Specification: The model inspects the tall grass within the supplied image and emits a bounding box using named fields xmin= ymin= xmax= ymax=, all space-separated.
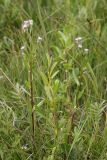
xmin=0 ymin=0 xmax=107 ymax=159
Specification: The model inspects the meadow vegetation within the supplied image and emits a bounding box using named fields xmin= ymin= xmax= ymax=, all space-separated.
xmin=0 ymin=0 xmax=107 ymax=159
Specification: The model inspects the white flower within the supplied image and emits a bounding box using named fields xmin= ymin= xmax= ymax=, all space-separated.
xmin=78 ymin=44 xmax=82 ymax=48
xmin=22 ymin=19 xmax=33 ymax=32
xmin=37 ymin=36 xmax=42 ymax=43
xmin=75 ymin=36 xmax=83 ymax=49
xmin=21 ymin=144 xmax=28 ymax=150
xmin=20 ymin=45 xmax=26 ymax=55
xmin=21 ymin=45 xmax=25 ymax=50
xmin=75 ymin=37 xmax=82 ymax=42
xmin=84 ymin=48 xmax=89 ymax=53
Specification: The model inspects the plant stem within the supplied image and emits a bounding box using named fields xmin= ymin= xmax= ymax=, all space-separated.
xmin=29 ymin=60 xmax=35 ymax=141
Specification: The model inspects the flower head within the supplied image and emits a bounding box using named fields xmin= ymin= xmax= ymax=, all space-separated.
xmin=20 ymin=45 xmax=26 ymax=55
xmin=21 ymin=144 xmax=28 ymax=150
xmin=37 ymin=36 xmax=43 ymax=43
xmin=84 ymin=48 xmax=89 ymax=53
xmin=21 ymin=45 xmax=25 ymax=50
xmin=75 ymin=37 xmax=82 ymax=42
xmin=78 ymin=44 xmax=82 ymax=48
xmin=75 ymin=36 xmax=83 ymax=49
xmin=22 ymin=19 xmax=33 ymax=32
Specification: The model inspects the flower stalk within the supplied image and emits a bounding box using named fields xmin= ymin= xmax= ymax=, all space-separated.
xmin=29 ymin=60 xmax=35 ymax=142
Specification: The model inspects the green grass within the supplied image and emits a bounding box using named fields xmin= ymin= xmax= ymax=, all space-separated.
xmin=0 ymin=0 xmax=107 ymax=159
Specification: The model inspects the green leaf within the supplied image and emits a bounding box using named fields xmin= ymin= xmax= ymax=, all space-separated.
xmin=51 ymin=70 xmax=59 ymax=79
xmin=72 ymin=69 xmax=80 ymax=86
xmin=40 ymin=71 xmax=48 ymax=85
xmin=49 ymin=62 xmax=58 ymax=76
